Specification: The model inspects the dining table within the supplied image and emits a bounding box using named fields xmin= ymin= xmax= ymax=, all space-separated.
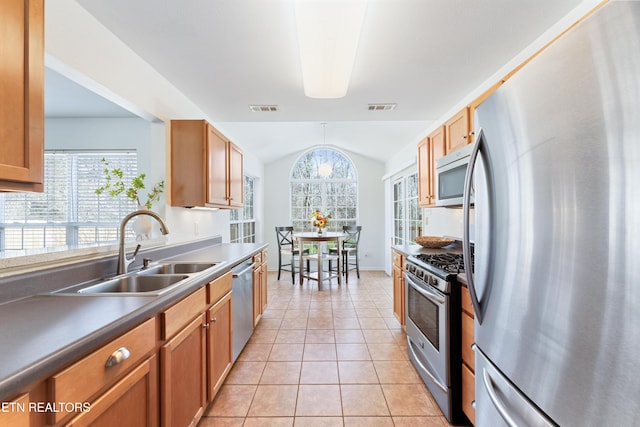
xmin=293 ymin=231 xmax=347 ymax=288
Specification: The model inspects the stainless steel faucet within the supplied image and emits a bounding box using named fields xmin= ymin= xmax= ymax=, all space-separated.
xmin=118 ymin=210 xmax=170 ymax=275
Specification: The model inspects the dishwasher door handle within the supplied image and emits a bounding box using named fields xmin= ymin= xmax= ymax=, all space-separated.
xmin=232 ymin=262 xmax=256 ymax=278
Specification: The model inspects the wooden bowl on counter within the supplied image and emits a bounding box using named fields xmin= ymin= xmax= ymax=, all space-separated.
xmin=414 ymin=236 xmax=456 ymax=248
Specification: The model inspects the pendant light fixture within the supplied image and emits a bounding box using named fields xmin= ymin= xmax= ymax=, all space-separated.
xmin=317 ymin=122 xmax=333 ymax=177
xmin=294 ymin=0 xmax=368 ymax=99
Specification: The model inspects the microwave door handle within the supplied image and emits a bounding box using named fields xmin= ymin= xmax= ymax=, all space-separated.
xmin=463 ymin=128 xmax=490 ymax=324
xmin=406 ymin=274 xmax=445 ymax=305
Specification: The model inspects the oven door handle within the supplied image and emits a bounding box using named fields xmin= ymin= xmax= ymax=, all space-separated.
xmin=406 ymin=274 xmax=445 ymax=305
xmin=407 ymin=336 xmax=447 ymax=393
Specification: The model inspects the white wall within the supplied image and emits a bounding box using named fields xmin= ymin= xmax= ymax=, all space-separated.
xmin=264 ymin=147 xmax=386 ymax=272
xmin=44 ymin=0 xmax=266 ymax=249
xmin=382 ymin=0 xmax=603 ymax=254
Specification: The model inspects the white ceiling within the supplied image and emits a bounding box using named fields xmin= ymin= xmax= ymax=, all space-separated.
xmin=48 ymin=0 xmax=583 ymax=164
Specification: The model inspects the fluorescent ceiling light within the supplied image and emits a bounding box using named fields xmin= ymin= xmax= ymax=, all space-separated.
xmin=294 ymin=0 xmax=368 ymax=99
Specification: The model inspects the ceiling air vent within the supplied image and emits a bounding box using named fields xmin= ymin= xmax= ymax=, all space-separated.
xmin=368 ymin=103 xmax=397 ymax=111
xmin=249 ymin=105 xmax=278 ymax=112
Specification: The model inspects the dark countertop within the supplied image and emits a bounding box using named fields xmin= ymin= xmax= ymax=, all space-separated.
xmin=0 ymin=241 xmax=267 ymax=401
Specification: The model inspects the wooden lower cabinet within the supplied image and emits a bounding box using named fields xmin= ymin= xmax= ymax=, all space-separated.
xmin=391 ymin=250 xmax=405 ymax=326
xmin=207 ymin=292 xmax=233 ymax=400
xmin=252 ymin=250 xmax=268 ymax=327
xmin=49 ymin=318 xmax=156 ymax=425
xmin=65 ymin=356 xmax=158 ymax=427
xmin=160 ymin=313 xmax=207 ymax=427
xmin=0 ymin=393 xmax=29 ymax=427
xmin=461 ymin=362 xmax=475 ymax=426
xmin=461 ymin=285 xmax=476 ymax=425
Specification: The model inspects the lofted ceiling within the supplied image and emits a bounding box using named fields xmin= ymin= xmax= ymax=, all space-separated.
xmin=49 ymin=0 xmax=583 ymax=164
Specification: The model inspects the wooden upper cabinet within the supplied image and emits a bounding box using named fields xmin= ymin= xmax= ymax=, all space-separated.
xmin=227 ymin=139 xmax=244 ymax=208
xmin=206 ymin=126 xmax=229 ymax=206
xmin=170 ymin=120 xmax=244 ymax=208
xmin=0 ymin=0 xmax=44 ymax=192
xmin=445 ymin=107 xmax=471 ymax=154
xmin=417 ymin=126 xmax=445 ymax=207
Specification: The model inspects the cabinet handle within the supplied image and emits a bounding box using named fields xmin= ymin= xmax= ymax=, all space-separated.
xmin=203 ymin=323 xmax=210 ymax=329
xmin=212 ymin=317 xmax=217 ymax=323
xmin=105 ymin=347 xmax=131 ymax=367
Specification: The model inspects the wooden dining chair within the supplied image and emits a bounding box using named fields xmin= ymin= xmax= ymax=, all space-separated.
xmin=275 ymin=226 xmax=309 ymax=284
xmin=329 ymin=225 xmax=362 ymax=283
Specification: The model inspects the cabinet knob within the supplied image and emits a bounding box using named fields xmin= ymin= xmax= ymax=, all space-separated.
xmin=203 ymin=323 xmax=210 ymax=329
xmin=212 ymin=317 xmax=217 ymax=323
xmin=105 ymin=347 xmax=131 ymax=367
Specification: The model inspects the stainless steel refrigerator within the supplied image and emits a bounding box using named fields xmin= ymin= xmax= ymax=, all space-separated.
xmin=462 ymin=1 xmax=640 ymax=425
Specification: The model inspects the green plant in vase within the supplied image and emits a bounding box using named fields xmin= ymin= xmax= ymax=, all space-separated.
xmin=95 ymin=158 xmax=165 ymax=209
xmin=95 ymin=158 xmax=165 ymax=240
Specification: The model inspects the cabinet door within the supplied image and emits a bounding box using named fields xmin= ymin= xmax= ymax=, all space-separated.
xmin=206 ymin=125 xmax=229 ymax=206
xmin=417 ymin=137 xmax=432 ymax=207
xmin=228 ymin=142 xmax=244 ymax=208
xmin=462 ymin=362 xmax=476 ymax=425
xmin=65 ymin=356 xmax=158 ymax=427
xmin=260 ymin=262 xmax=268 ymax=312
xmin=445 ymin=108 xmax=471 ymax=153
xmin=161 ymin=314 xmax=207 ymax=427
xmin=252 ymin=266 xmax=262 ymax=327
xmin=417 ymin=127 xmax=445 ymax=207
xmin=392 ymin=265 xmax=405 ymax=326
xmin=0 ymin=0 xmax=44 ymax=191
xmin=207 ymin=292 xmax=233 ymax=401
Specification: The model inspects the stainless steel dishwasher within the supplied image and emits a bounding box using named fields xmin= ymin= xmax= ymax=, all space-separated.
xmin=231 ymin=259 xmax=255 ymax=361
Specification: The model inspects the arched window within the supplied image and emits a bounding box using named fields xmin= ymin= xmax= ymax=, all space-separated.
xmin=290 ymin=148 xmax=358 ymax=231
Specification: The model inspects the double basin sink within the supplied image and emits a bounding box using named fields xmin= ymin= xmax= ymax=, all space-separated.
xmin=53 ymin=262 xmax=223 ymax=296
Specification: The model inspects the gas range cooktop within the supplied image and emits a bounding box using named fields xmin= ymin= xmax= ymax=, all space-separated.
xmin=408 ymin=252 xmax=473 ymax=281
xmin=415 ymin=253 xmax=466 ymax=275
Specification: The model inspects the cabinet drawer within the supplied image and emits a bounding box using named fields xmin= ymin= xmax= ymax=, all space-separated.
xmin=49 ymin=317 xmax=156 ymax=424
xmin=253 ymin=252 xmax=262 ymax=265
xmin=162 ymin=287 xmax=207 ymax=340
xmin=64 ymin=355 xmax=158 ymax=427
xmin=207 ymin=271 xmax=232 ymax=306
xmin=0 ymin=393 xmax=29 ymax=427
xmin=461 ymin=286 xmax=475 ymax=316
xmin=461 ymin=311 xmax=475 ymax=370
xmin=392 ymin=251 xmax=404 ymax=269
xmin=462 ymin=362 xmax=476 ymax=425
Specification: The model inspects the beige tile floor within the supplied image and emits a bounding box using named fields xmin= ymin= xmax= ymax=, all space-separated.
xmin=199 ymin=270 xmax=462 ymax=427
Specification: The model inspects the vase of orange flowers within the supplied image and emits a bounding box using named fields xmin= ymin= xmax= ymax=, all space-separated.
xmin=309 ymin=210 xmax=331 ymax=235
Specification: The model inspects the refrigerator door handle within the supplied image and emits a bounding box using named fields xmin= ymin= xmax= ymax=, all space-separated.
xmin=463 ymin=128 xmax=488 ymax=324
xmin=482 ymin=368 xmax=520 ymax=427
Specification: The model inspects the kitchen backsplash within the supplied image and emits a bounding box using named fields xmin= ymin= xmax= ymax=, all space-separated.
xmin=422 ymin=207 xmax=474 ymax=242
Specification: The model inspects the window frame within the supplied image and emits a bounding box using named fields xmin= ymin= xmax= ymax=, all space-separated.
xmin=392 ymin=171 xmax=422 ymax=245
xmin=289 ymin=147 xmax=358 ymax=232
xmin=229 ymin=175 xmax=256 ymax=243
xmin=0 ymin=150 xmax=139 ymax=252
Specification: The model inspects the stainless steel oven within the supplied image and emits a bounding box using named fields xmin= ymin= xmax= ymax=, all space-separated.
xmin=405 ymin=253 xmax=464 ymax=424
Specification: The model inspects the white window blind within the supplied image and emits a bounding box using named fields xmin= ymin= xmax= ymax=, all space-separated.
xmin=0 ymin=151 xmax=138 ymax=251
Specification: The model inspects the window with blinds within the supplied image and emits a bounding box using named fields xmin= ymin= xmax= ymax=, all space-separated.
xmin=0 ymin=152 xmax=138 ymax=252
xmin=230 ymin=175 xmax=256 ymax=243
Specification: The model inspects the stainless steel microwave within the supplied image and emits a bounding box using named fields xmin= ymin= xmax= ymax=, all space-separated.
xmin=435 ymin=143 xmax=475 ymax=207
